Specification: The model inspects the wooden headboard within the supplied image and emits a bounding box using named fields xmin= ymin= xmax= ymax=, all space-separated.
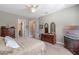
xmin=64 ymin=25 xmax=79 ymax=30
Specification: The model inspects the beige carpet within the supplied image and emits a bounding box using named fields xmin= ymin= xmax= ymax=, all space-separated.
xmin=44 ymin=42 xmax=73 ymax=55
xmin=17 ymin=37 xmax=72 ymax=55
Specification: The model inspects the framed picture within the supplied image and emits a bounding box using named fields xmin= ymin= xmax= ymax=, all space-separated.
xmin=40 ymin=25 xmax=43 ymax=29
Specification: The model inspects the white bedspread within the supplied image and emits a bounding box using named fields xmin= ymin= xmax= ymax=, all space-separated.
xmin=4 ymin=36 xmax=20 ymax=48
xmin=11 ymin=37 xmax=46 ymax=55
xmin=0 ymin=37 xmax=46 ymax=55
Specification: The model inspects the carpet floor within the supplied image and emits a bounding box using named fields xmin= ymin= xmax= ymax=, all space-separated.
xmin=44 ymin=42 xmax=73 ymax=55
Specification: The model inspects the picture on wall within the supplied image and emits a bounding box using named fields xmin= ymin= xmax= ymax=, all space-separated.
xmin=40 ymin=25 xmax=43 ymax=29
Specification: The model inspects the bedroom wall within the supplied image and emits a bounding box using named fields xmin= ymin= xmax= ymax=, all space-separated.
xmin=34 ymin=18 xmax=40 ymax=39
xmin=0 ymin=10 xmax=39 ymax=40
xmin=0 ymin=11 xmax=27 ymax=39
xmin=39 ymin=5 xmax=79 ymax=43
xmin=0 ymin=11 xmax=18 ymax=27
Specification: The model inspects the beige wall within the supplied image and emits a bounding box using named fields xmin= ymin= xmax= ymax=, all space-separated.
xmin=0 ymin=11 xmax=26 ymax=39
xmin=0 ymin=11 xmax=39 ymax=40
xmin=0 ymin=11 xmax=18 ymax=27
xmin=39 ymin=5 xmax=79 ymax=43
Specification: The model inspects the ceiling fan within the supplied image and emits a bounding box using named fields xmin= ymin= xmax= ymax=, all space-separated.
xmin=25 ymin=4 xmax=39 ymax=13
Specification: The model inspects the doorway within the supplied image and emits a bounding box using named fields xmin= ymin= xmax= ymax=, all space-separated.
xmin=18 ymin=19 xmax=25 ymax=38
xmin=29 ymin=19 xmax=36 ymax=38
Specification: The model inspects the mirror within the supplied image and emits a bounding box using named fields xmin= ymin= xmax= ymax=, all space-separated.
xmin=19 ymin=22 xmax=23 ymax=37
xmin=44 ymin=23 xmax=49 ymax=33
xmin=50 ymin=22 xmax=55 ymax=33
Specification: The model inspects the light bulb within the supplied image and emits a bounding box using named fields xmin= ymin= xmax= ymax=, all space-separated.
xmin=31 ymin=8 xmax=36 ymax=13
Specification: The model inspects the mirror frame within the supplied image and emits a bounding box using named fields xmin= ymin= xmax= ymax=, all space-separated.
xmin=44 ymin=23 xmax=49 ymax=33
xmin=50 ymin=22 xmax=55 ymax=33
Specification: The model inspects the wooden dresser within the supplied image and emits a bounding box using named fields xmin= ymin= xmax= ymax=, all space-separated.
xmin=64 ymin=36 xmax=79 ymax=55
xmin=0 ymin=26 xmax=15 ymax=38
xmin=41 ymin=33 xmax=56 ymax=44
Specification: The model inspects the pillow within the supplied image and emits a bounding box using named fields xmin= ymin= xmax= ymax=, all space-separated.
xmin=4 ymin=36 xmax=20 ymax=48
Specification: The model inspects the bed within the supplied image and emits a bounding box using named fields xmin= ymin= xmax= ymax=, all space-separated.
xmin=64 ymin=25 xmax=79 ymax=54
xmin=64 ymin=25 xmax=79 ymax=39
xmin=0 ymin=37 xmax=46 ymax=55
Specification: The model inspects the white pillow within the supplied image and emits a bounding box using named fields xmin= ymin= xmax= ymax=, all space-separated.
xmin=4 ymin=36 xmax=20 ymax=48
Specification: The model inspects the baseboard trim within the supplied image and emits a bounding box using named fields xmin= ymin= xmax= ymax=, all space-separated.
xmin=56 ymin=42 xmax=64 ymax=45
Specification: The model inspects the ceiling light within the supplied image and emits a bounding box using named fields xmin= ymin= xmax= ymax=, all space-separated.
xmin=31 ymin=8 xmax=36 ymax=12
xmin=25 ymin=4 xmax=38 ymax=13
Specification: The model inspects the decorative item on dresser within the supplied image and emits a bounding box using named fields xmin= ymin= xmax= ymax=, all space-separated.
xmin=0 ymin=26 xmax=15 ymax=38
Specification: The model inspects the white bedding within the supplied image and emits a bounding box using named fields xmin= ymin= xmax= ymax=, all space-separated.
xmin=11 ymin=37 xmax=46 ymax=55
xmin=0 ymin=37 xmax=46 ymax=55
xmin=4 ymin=36 xmax=20 ymax=48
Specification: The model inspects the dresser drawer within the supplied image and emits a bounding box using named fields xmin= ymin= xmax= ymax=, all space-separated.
xmin=41 ymin=34 xmax=56 ymax=44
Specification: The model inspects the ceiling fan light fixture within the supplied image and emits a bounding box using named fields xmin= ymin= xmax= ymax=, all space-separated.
xmin=25 ymin=4 xmax=38 ymax=13
xmin=31 ymin=8 xmax=36 ymax=13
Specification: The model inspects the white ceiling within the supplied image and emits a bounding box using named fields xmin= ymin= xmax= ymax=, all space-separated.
xmin=0 ymin=4 xmax=77 ymax=18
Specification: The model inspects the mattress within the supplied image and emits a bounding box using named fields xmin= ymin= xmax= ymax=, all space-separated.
xmin=0 ymin=37 xmax=45 ymax=55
